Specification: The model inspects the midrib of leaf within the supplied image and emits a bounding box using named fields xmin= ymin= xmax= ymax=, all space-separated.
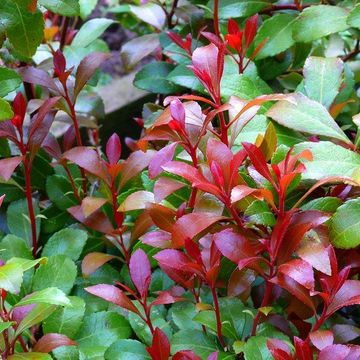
xmin=13 ymin=3 xmax=30 ymax=57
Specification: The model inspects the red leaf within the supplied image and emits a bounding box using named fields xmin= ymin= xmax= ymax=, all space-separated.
xmin=33 ymin=333 xmax=76 ymax=353
xmin=310 ymin=330 xmax=334 ymax=351
xmin=242 ymin=142 xmax=274 ymax=184
xmin=68 ymin=205 xmax=114 ymax=234
xmin=12 ymin=92 xmax=26 ymax=121
xmin=278 ymin=259 xmax=315 ymax=290
xmin=129 ymin=249 xmax=151 ymax=298
xmin=154 ymin=177 xmax=185 ymax=202
xmin=18 ymin=67 xmax=59 ymax=92
xmin=151 ymin=287 xmax=185 ymax=306
xmin=141 ymin=230 xmax=172 ymax=249
xmin=147 ymin=328 xmax=171 ymax=360
xmin=119 ymin=150 xmax=155 ymax=188
xmin=227 ymin=268 xmax=255 ymax=299
xmin=147 ymin=203 xmax=176 ymax=232
xmin=0 ymin=195 xmax=5 ymax=207
xmin=170 ymin=99 xmax=185 ymax=126
xmin=53 ymin=50 xmax=66 ymax=77
xmin=231 ymin=185 xmax=260 ymax=203
xmin=318 ymin=345 xmax=350 ymax=360
xmin=294 ymin=336 xmax=313 ymax=360
xmin=244 ymin=14 xmax=258 ymax=48
xmin=267 ymin=339 xmax=292 ymax=360
xmin=85 ymin=284 xmax=140 ymax=315
xmin=106 ymin=133 xmax=121 ymax=165
xmin=326 ymin=280 xmax=360 ymax=317
xmin=173 ymin=350 xmax=202 ymax=360
xmin=81 ymin=252 xmax=118 ymax=277
xmin=213 ymin=228 xmax=255 ymax=264
xmin=171 ymin=212 xmax=223 ymax=248
xmin=63 ymin=147 xmax=110 ymax=184
xmin=0 ymin=156 xmax=23 ymax=181
xmin=74 ymin=52 xmax=111 ymax=98
xmin=270 ymin=274 xmax=316 ymax=312
xmin=298 ymin=243 xmax=331 ymax=276
xmin=149 ymin=142 xmax=178 ymax=179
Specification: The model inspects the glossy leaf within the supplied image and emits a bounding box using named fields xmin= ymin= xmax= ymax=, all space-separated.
xmin=33 ymin=333 xmax=77 ymax=353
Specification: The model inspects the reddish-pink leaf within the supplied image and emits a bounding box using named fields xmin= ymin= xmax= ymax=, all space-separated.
xmin=18 ymin=67 xmax=59 ymax=92
xmin=207 ymin=352 xmax=218 ymax=360
xmin=33 ymin=333 xmax=76 ymax=353
xmin=171 ymin=213 xmax=223 ymax=248
xmin=131 ymin=211 xmax=153 ymax=244
xmin=141 ymin=230 xmax=172 ymax=249
xmin=53 ymin=50 xmax=66 ymax=77
xmin=267 ymin=339 xmax=292 ymax=360
xmin=118 ymin=191 xmax=154 ymax=212
xmin=344 ymin=345 xmax=360 ymax=360
xmin=68 ymin=205 xmax=114 ymax=234
xmin=129 ymin=249 xmax=151 ymax=298
xmin=42 ymin=134 xmax=62 ymax=160
xmin=298 ymin=243 xmax=331 ymax=276
xmin=310 ymin=330 xmax=334 ymax=351
xmin=119 ymin=150 xmax=155 ymax=188
xmin=74 ymin=52 xmax=111 ymax=98
xmin=318 ymin=345 xmax=350 ymax=360
xmin=106 ymin=133 xmax=121 ymax=165
xmin=147 ymin=203 xmax=176 ymax=233
xmin=154 ymin=177 xmax=185 ymax=202
xmin=0 ymin=156 xmax=23 ymax=181
xmin=81 ymin=252 xmax=118 ymax=277
xmin=149 ymin=142 xmax=178 ymax=179
xmin=244 ymin=14 xmax=258 ymax=48
xmin=270 ymin=274 xmax=315 ymax=312
xmin=213 ymin=228 xmax=255 ymax=264
xmin=12 ymin=92 xmax=26 ymax=120
xmin=231 ymin=185 xmax=259 ymax=203
xmin=85 ymin=284 xmax=140 ymax=315
xmin=326 ymin=280 xmax=360 ymax=317
xmin=294 ymin=336 xmax=313 ymax=360
xmin=151 ymin=287 xmax=185 ymax=306
xmin=147 ymin=328 xmax=171 ymax=360
xmin=63 ymin=147 xmax=110 ymax=184
xmin=170 ymin=99 xmax=185 ymax=126
xmin=278 ymin=259 xmax=315 ymax=290
xmin=227 ymin=268 xmax=255 ymax=299
xmin=81 ymin=197 xmax=107 ymax=217
xmin=0 ymin=195 xmax=5 ymax=207
xmin=173 ymin=350 xmax=202 ymax=360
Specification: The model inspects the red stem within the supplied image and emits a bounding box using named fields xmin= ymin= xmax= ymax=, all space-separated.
xmin=213 ymin=0 xmax=220 ymax=38
xmin=210 ymin=286 xmax=226 ymax=349
xmin=63 ymin=164 xmax=81 ymax=203
xmin=23 ymin=157 xmax=38 ymax=258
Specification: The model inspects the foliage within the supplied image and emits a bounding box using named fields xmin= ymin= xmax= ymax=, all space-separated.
xmin=0 ymin=0 xmax=360 ymax=359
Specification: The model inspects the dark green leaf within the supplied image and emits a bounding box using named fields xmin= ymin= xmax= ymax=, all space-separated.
xmin=39 ymin=0 xmax=80 ymax=16
xmin=105 ymin=339 xmax=150 ymax=360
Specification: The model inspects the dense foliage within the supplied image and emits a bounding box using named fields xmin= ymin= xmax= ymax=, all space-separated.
xmin=1 ymin=0 xmax=360 ymax=359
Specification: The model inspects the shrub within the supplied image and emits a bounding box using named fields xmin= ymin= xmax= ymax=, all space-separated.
xmin=0 ymin=0 xmax=360 ymax=359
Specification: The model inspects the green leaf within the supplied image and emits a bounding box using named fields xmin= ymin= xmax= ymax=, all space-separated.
xmin=105 ymin=339 xmax=150 ymax=360
xmin=221 ymin=74 xmax=272 ymax=101
xmin=293 ymin=5 xmax=349 ymax=43
xmin=7 ymin=198 xmax=40 ymax=246
xmin=46 ymin=175 xmax=78 ymax=211
xmin=0 ymin=263 xmax=23 ymax=294
xmin=0 ymin=235 xmax=32 ymax=261
xmin=329 ymin=199 xmax=360 ymax=249
xmin=194 ymin=298 xmax=253 ymax=340
xmin=72 ymin=18 xmax=115 ymax=48
xmin=0 ymin=321 xmax=15 ymax=333
xmin=171 ymin=330 xmax=220 ymax=358
xmin=43 ymin=296 xmax=86 ymax=338
xmin=15 ymin=303 xmax=57 ymax=337
xmin=206 ymin=0 xmax=269 ymax=19
xmin=9 ymin=353 xmax=52 ymax=360
xmin=52 ymin=346 xmax=79 ymax=360
xmin=245 ymin=200 xmax=276 ymax=226
xmin=15 ymin=287 xmax=70 ymax=307
xmin=79 ymin=0 xmax=98 ymax=19
xmin=303 ymin=57 xmax=343 ymax=108
xmin=243 ymin=336 xmax=273 ymax=360
xmin=42 ymin=228 xmax=87 ymax=261
xmin=32 ymin=255 xmax=77 ymax=295
xmin=253 ymin=14 xmax=297 ymax=60
xmin=267 ymin=93 xmax=351 ymax=144
xmin=169 ymin=302 xmax=201 ymax=331
xmin=7 ymin=257 xmax=47 ymax=272
xmin=76 ymin=311 xmax=131 ymax=357
xmin=0 ymin=98 xmax=13 ymax=121
xmin=294 ymin=141 xmax=360 ymax=181
xmin=167 ymin=65 xmax=203 ymax=92
xmin=0 ymin=67 xmax=22 ymax=97
xmin=347 ymin=3 xmax=360 ymax=29
xmin=301 ymin=197 xmax=342 ymax=212
xmin=0 ymin=0 xmax=44 ymax=58
xmin=134 ymin=62 xmax=182 ymax=94
xmin=39 ymin=0 xmax=80 ymax=16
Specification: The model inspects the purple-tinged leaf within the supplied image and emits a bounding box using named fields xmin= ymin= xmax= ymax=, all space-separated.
xmin=18 ymin=67 xmax=59 ymax=92
xmin=129 ymin=249 xmax=151 ymax=298
xmin=106 ymin=133 xmax=121 ymax=165
xmin=149 ymin=142 xmax=177 ymax=179
xmin=85 ymin=284 xmax=140 ymax=315
xmin=318 ymin=345 xmax=350 ymax=360
xmin=33 ymin=333 xmax=76 ymax=353
xmin=0 ymin=156 xmax=23 ymax=181
xmin=310 ymin=330 xmax=334 ymax=351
